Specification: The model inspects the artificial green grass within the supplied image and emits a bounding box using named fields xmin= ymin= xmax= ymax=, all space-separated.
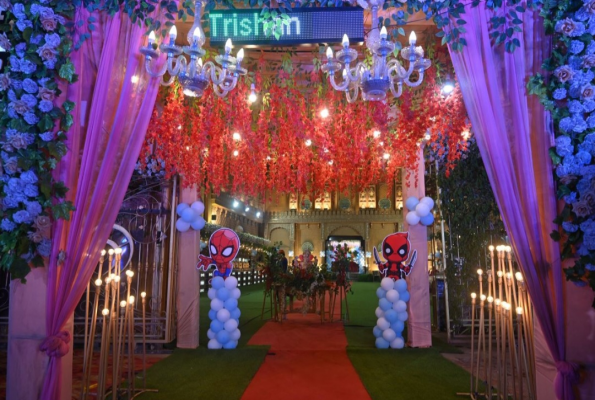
xmin=140 ymin=347 xmax=269 ymax=399
xmin=345 ymin=282 xmax=471 ymax=399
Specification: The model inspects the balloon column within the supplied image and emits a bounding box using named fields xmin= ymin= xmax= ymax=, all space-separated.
xmin=176 ymin=201 xmax=206 ymax=232
xmin=206 ymin=276 xmax=242 ymax=349
xmin=405 ymin=196 xmax=436 ymax=226
xmin=374 ymin=277 xmax=410 ymax=349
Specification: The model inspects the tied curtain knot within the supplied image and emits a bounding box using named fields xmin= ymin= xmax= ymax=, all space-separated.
xmin=39 ymin=331 xmax=71 ymax=358
xmin=555 ymin=360 xmax=580 ymax=400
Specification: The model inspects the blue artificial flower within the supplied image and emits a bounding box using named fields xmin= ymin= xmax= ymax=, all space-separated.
xmin=577 ymin=244 xmax=590 ymax=256
xmin=3 ymin=197 xmax=21 ymax=209
xmin=587 ymin=41 xmax=595 ymax=55
xmin=16 ymin=19 xmax=33 ymax=31
xmin=10 ymin=79 xmax=22 ymax=90
xmin=15 ymin=43 xmax=26 ymax=58
xmin=12 ymin=210 xmax=32 ymax=224
xmin=563 ymin=154 xmax=582 ymax=174
xmin=587 ymin=18 xmax=595 ymax=35
xmin=20 ymin=59 xmax=37 ymax=74
xmin=583 ymin=100 xmax=595 ymax=112
xmin=44 ymin=33 xmax=61 ymax=48
xmin=20 ymin=170 xmax=38 ymax=184
xmin=587 ymin=114 xmax=595 ymax=129
xmin=580 ymin=218 xmax=595 ymax=233
xmin=570 ymin=40 xmax=585 ymax=55
xmin=30 ymin=34 xmax=43 ymax=45
xmin=24 ymin=184 xmax=39 ymax=198
xmin=560 ymin=117 xmax=574 ymax=133
xmin=575 ymin=8 xmax=590 ymax=22
xmin=25 ymin=201 xmax=42 ymax=218
xmin=581 ymin=165 xmax=595 ymax=177
xmin=556 ymin=136 xmax=574 ymax=157
xmin=564 ymin=192 xmax=578 ymax=204
xmin=38 ymin=100 xmax=53 ymax=113
xmin=577 ymin=150 xmax=593 ymax=165
xmin=553 ymin=88 xmax=567 ymax=100
xmin=586 ymin=264 xmax=595 ymax=271
xmin=9 ymin=56 xmax=21 ymax=72
xmin=557 ymin=164 xmax=570 ymax=177
xmin=39 ymin=131 xmax=54 ymax=141
xmin=569 ymin=55 xmax=583 ymax=70
xmin=24 ymin=112 xmax=39 ymax=125
xmin=577 ymin=177 xmax=594 ymax=194
xmin=30 ymin=4 xmax=41 ymax=15
xmin=43 ymin=60 xmax=56 ymax=70
xmin=7 ymin=177 xmax=24 ymax=193
xmin=0 ymin=218 xmax=16 ymax=232
xmin=7 ymin=89 xmax=17 ymax=102
xmin=22 ymin=78 xmax=38 ymax=94
xmin=38 ymin=239 xmax=52 ymax=257
xmin=12 ymin=3 xmax=26 ymax=19
xmin=563 ymin=221 xmax=580 ymax=232
xmin=21 ymin=94 xmax=37 ymax=107
xmin=583 ymin=231 xmax=595 ymax=250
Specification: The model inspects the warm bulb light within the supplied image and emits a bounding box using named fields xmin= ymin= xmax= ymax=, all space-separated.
xmin=488 ymin=245 xmax=494 ymax=252
xmin=409 ymin=31 xmax=417 ymax=45
xmin=114 ymin=248 xmax=122 ymax=255
xmin=480 ymin=294 xmax=486 ymax=301
xmin=108 ymin=249 xmax=115 ymax=255
xmin=477 ymin=269 xmax=483 ymax=276
xmin=462 ymin=130 xmax=471 ymax=140
xmin=497 ymin=271 xmax=503 ymax=277
xmin=320 ymin=108 xmax=329 ymax=118
xmin=383 ymin=153 xmax=390 ymax=160
xmin=516 ymin=307 xmax=523 ymax=315
xmin=114 ymin=275 xmax=120 ymax=283
xmin=131 ymin=75 xmax=139 ymax=84
xmin=101 ymin=249 xmax=107 ymax=256
xmin=141 ymin=292 xmax=147 ymax=298
xmin=233 ymin=132 xmax=241 ymax=141
xmin=506 ymin=272 xmax=512 ymax=280
xmin=233 ymin=150 xmax=239 ymax=157
xmin=102 ymin=309 xmax=109 ymax=316
xmin=95 ymin=279 xmax=102 ymax=287
xmin=471 ymin=292 xmax=477 ymax=299
xmin=487 ymin=296 xmax=494 ymax=303
xmin=248 ymin=84 xmax=257 ymax=103
xmin=120 ymin=301 xmax=127 ymax=308
xmin=129 ymin=296 xmax=135 ymax=304
xmin=126 ymin=270 xmax=134 ymax=277
xmin=170 ymin=25 xmax=178 ymax=41
xmin=495 ymin=299 xmax=501 ymax=306
xmin=505 ymin=246 xmax=511 ymax=252
xmin=305 ymin=139 xmax=312 ymax=147
xmin=515 ymin=272 xmax=524 ymax=281
xmin=373 ymin=130 xmax=381 ymax=138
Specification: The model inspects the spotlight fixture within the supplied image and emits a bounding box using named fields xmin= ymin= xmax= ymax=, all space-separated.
xmin=256 ymin=211 xmax=261 ymax=218
xmin=233 ymin=200 xmax=239 ymax=208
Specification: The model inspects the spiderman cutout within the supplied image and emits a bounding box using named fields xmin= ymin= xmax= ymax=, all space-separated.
xmin=197 ymin=228 xmax=240 ymax=279
xmin=373 ymin=232 xmax=417 ymax=280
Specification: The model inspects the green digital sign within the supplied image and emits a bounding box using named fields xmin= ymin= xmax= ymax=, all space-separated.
xmin=208 ymin=8 xmax=364 ymax=46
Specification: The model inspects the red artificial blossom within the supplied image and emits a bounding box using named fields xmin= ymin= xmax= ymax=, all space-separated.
xmin=142 ymin=51 xmax=469 ymax=202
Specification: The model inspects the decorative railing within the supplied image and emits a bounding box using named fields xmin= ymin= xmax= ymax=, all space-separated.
xmin=266 ymin=208 xmax=402 ymax=223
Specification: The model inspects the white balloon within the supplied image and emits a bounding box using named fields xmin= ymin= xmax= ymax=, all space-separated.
xmin=231 ymin=288 xmax=241 ymax=299
xmin=191 ymin=217 xmax=206 ymax=231
xmin=207 ymin=339 xmax=223 ymax=349
xmin=224 ymin=318 xmax=238 ymax=332
xmin=386 ymin=289 xmax=400 ymax=303
xmin=181 ymin=207 xmax=198 ymax=223
xmin=390 ymin=337 xmax=405 ymax=349
xmin=420 ymin=196 xmax=435 ymax=209
xmin=207 ymin=288 xmax=217 ymax=300
xmin=382 ymin=328 xmax=397 ymax=342
xmin=375 ymin=307 xmax=384 ymax=318
xmin=230 ymin=329 xmax=241 ymax=341
xmin=176 ymin=203 xmax=189 ymax=217
xmin=211 ymin=298 xmax=224 ymax=311
xmin=224 ymin=276 xmax=238 ymax=290
xmin=380 ymin=277 xmax=394 ymax=291
xmin=207 ymin=329 xmax=216 ymax=339
xmin=176 ymin=218 xmax=191 ymax=232
xmin=191 ymin=201 xmax=205 ymax=215
xmin=377 ymin=317 xmax=390 ymax=330
xmin=217 ymin=308 xmax=231 ymax=323
xmin=393 ymin=300 xmax=407 ymax=313
xmin=415 ymin=202 xmax=430 ymax=217
xmin=406 ymin=211 xmax=421 ymax=226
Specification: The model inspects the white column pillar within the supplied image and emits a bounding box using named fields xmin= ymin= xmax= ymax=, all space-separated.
xmin=176 ymin=185 xmax=201 ymax=349
xmin=402 ymin=149 xmax=432 ymax=348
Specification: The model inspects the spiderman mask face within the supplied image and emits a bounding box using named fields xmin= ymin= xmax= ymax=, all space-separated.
xmin=209 ymin=228 xmax=240 ymax=264
xmin=382 ymin=232 xmax=410 ymax=262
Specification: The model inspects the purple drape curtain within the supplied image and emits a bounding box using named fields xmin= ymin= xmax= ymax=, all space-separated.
xmin=447 ymin=6 xmax=578 ymax=400
xmin=41 ymin=8 xmax=161 ymax=399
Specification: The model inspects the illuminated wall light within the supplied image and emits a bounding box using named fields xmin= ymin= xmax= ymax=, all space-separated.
xmin=256 ymin=211 xmax=261 ymax=218
xmin=305 ymin=139 xmax=312 ymax=146
xmin=233 ymin=150 xmax=239 ymax=157
xmin=245 ymin=206 xmax=250 ymax=212
xmin=131 ymin=75 xmax=139 ymax=83
xmin=177 ymin=125 xmax=182 ymax=130
xmin=248 ymin=83 xmax=257 ymax=103
xmin=383 ymin=153 xmax=390 ymax=160
xmin=373 ymin=130 xmax=381 ymax=138
xmin=233 ymin=132 xmax=241 ymax=141
xmin=320 ymin=108 xmax=329 ymax=118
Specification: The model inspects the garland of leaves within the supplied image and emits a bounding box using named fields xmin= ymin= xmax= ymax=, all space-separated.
xmin=528 ymin=0 xmax=595 ymax=295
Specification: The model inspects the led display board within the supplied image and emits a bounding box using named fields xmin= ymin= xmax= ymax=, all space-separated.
xmin=208 ymin=7 xmax=364 ymax=46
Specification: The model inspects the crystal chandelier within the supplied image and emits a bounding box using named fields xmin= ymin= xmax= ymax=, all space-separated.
xmin=140 ymin=0 xmax=248 ymax=98
xmin=321 ymin=1 xmax=431 ymax=102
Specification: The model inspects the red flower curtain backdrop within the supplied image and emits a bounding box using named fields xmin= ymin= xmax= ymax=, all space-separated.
xmin=142 ymin=48 xmax=470 ymax=200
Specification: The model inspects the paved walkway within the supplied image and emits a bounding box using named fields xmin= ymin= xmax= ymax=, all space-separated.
xmin=241 ymin=299 xmax=370 ymax=400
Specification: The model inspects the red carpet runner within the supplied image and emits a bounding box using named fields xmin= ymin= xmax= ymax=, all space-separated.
xmin=241 ymin=301 xmax=371 ymax=400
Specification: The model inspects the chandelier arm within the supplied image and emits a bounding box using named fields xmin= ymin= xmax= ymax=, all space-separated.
xmin=346 ymin=62 xmax=365 ymax=82
xmin=330 ymin=73 xmax=350 ymax=91
xmin=166 ymin=55 xmax=187 ymax=77
xmin=144 ymin=57 xmax=168 ymax=79
xmin=204 ymin=61 xmax=228 ymax=85
xmin=212 ymin=84 xmax=230 ymax=98
xmin=404 ymin=70 xmax=425 ymax=87
xmin=223 ymin=75 xmax=239 ymax=91
xmin=345 ymin=85 xmax=359 ymax=103
xmin=389 ymin=79 xmax=403 ymax=98
xmin=160 ymin=74 xmax=177 ymax=87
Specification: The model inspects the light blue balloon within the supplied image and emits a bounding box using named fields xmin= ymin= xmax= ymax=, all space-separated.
xmin=420 ymin=212 xmax=435 ymax=226
xmin=394 ymin=279 xmax=408 ymax=293
xmin=405 ymin=196 xmax=420 ymax=212
xmin=224 ymin=298 xmax=238 ymax=310
xmin=212 ymin=276 xmax=225 ymax=290
xmin=398 ymin=311 xmax=409 ymax=322
xmin=176 ymin=203 xmax=189 ymax=217
xmin=217 ymin=287 xmax=230 ymax=301
xmin=216 ymin=330 xmax=230 ymax=345
xmin=391 ymin=320 xmax=405 ymax=333
xmin=379 ymin=298 xmax=392 ymax=311
xmin=376 ymin=287 xmax=387 ymax=299
xmin=400 ymin=291 xmax=410 ymax=302
xmin=384 ymin=309 xmax=398 ymax=323
xmin=375 ymin=337 xmax=390 ymax=349
xmin=210 ymin=320 xmax=223 ymax=333
xmin=191 ymin=217 xmax=206 ymax=231
xmin=231 ymin=308 xmax=241 ymax=320
xmin=208 ymin=309 xmax=217 ymax=321
xmin=223 ymin=340 xmax=237 ymax=349
xmin=373 ymin=326 xmax=383 ymax=338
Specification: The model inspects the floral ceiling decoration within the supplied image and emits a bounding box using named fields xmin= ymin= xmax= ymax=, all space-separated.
xmin=529 ymin=0 xmax=595 ymax=294
xmin=141 ymin=44 xmax=470 ymax=202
